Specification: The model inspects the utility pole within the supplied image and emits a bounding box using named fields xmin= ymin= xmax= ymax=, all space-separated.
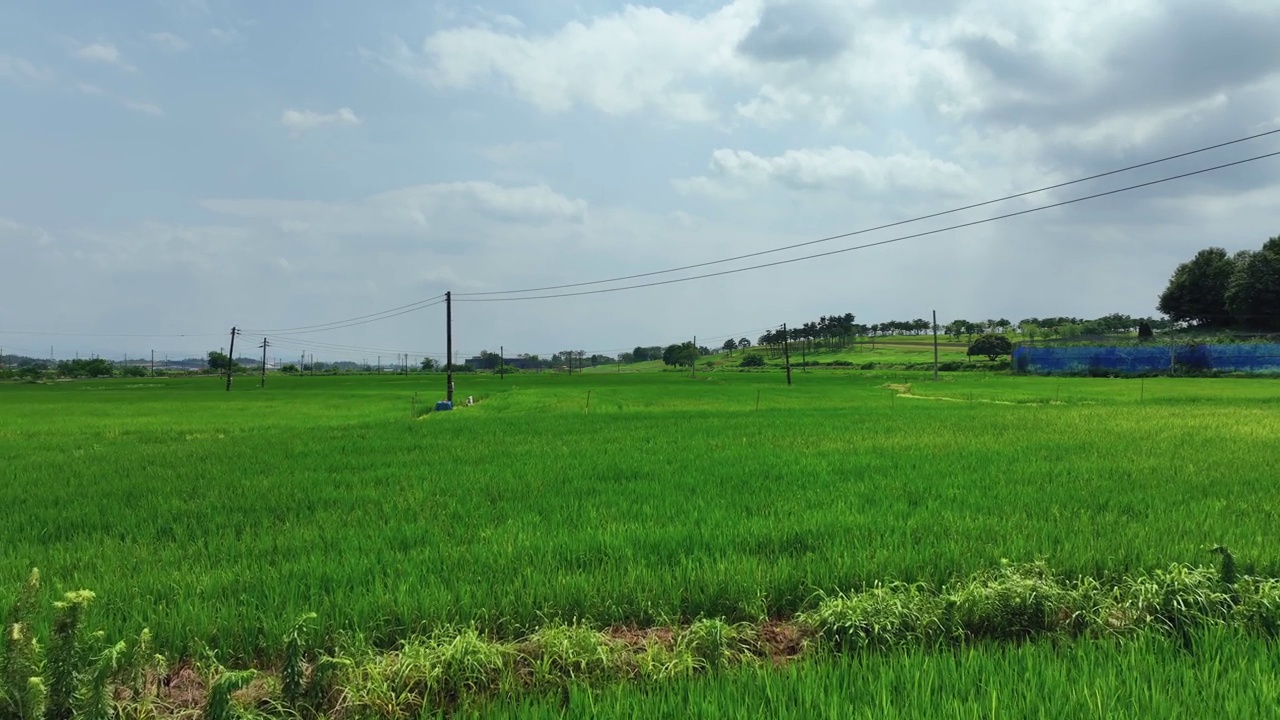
xmin=932 ymin=310 xmax=940 ymax=381
xmin=445 ymin=291 xmax=454 ymax=403
xmin=259 ymin=338 xmax=269 ymax=388
xmin=151 ymin=350 xmax=155 ymax=377
xmin=310 ymin=353 xmax=314 ymax=376
xmin=225 ymin=327 xmax=238 ymax=391
xmin=782 ymin=323 xmax=793 ymax=386
xmin=377 ymin=356 xmax=381 ymax=374
xmin=692 ymin=335 xmax=697 ymax=379
xmin=500 ymin=345 xmax=505 ymax=380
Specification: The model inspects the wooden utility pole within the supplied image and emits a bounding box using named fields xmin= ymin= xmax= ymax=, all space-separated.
xmin=259 ymin=338 xmax=269 ymax=388
xmin=933 ymin=310 xmax=940 ymax=381
xmin=782 ymin=323 xmax=793 ymax=386
xmin=225 ymin=327 xmax=238 ymax=391
xmin=500 ymin=345 xmax=505 ymax=380
xmin=445 ymin=291 xmax=454 ymax=403
xmin=151 ymin=350 xmax=155 ymax=377
xmin=692 ymin=336 xmax=697 ymax=379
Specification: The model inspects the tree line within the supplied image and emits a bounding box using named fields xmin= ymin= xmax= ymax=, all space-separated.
xmin=1157 ymin=235 xmax=1280 ymax=330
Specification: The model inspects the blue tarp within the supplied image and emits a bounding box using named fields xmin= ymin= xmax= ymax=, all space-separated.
xmin=1013 ymin=343 xmax=1280 ymax=374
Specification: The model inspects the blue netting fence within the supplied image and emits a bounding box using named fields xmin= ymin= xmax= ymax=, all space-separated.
xmin=1013 ymin=343 xmax=1280 ymax=375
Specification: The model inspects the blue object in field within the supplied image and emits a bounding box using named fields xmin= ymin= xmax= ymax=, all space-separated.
xmin=434 ymin=401 xmax=453 ymax=411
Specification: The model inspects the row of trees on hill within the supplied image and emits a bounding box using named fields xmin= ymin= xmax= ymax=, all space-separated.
xmin=1157 ymin=236 xmax=1280 ymax=330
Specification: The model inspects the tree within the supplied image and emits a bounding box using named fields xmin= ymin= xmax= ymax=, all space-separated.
xmin=739 ymin=353 xmax=765 ymax=367
xmin=1157 ymin=247 xmax=1237 ymax=327
xmin=207 ymin=350 xmax=233 ymax=372
xmin=281 ymin=364 xmax=299 ymax=373
xmin=1137 ymin=321 xmax=1154 ymax=340
xmin=721 ymin=338 xmax=737 ymax=356
xmin=1022 ymin=323 xmax=1041 ymax=344
xmin=738 ymin=337 xmax=751 ymax=349
xmin=420 ymin=357 xmax=438 ymax=371
xmin=662 ymin=342 xmax=699 ymax=367
xmin=968 ymin=333 xmax=1013 ymax=362
xmin=1225 ymin=237 xmax=1280 ymax=330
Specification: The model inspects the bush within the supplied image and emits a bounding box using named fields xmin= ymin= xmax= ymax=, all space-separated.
xmin=120 ymin=365 xmax=148 ymax=378
xmin=738 ymin=354 xmax=766 ymax=368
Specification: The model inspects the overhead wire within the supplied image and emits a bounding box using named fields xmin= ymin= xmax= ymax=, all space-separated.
xmin=455 ymin=149 xmax=1280 ymax=303
xmin=242 ymin=294 xmax=445 ymax=334
xmin=454 ymin=127 xmax=1280 ymax=297
xmin=247 ymin=298 xmax=447 ymax=336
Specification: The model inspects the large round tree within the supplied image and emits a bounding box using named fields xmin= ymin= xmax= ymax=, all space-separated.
xmin=1157 ymin=247 xmax=1237 ymax=327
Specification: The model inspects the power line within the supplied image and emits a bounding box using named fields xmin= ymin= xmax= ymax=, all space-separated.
xmin=243 ymin=294 xmax=446 ymax=334
xmin=455 ymin=149 xmax=1280 ymax=303
xmin=246 ymin=298 xmax=447 ymax=336
xmin=455 ymin=127 xmax=1280 ymax=297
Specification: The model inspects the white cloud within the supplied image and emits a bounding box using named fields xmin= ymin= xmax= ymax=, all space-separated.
xmin=209 ymin=27 xmax=244 ymax=45
xmin=0 ymin=217 xmax=54 ymax=246
xmin=73 ymin=42 xmax=135 ymax=71
xmin=148 ymin=31 xmax=189 ymax=51
xmin=122 ymin=99 xmax=165 ymax=116
xmin=201 ymin=181 xmax=588 ymax=236
xmin=676 ymin=146 xmax=975 ymax=197
xmin=477 ymin=140 xmax=559 ymax=164
xmin=75 ymin=82 xmax=164 ymax=116
xmin=280 ymin=107 xmax=362 ymax=135
xmin=385 ymin=2 xmax=763 ymax=123
xmin=0 ymin=54 xmax=54 ymax=84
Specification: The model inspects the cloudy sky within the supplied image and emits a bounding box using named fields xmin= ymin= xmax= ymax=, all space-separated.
xmin=3 ymin=0 xmax=1280 ymax=363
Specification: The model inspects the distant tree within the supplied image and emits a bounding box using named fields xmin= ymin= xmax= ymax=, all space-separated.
xmin=1157 ymin=246 xmax=1237 ymax=327
xmin=1137 ymin=321 xmax=1154 ymax=340
xmin=1225 ymin=237 xmax=1280 ymax=330
xmin=17 ymin=365 xmax=44 ymax=380
xmin=207 ymin=350 xmax=232 ymax=372
xmin=968 ymin=333 xmax=1013 ymax=362
xmin=281 ymin=364 xmax=299 ymax=373
xmin=739 ymin=353 xmax=766 ymax=368
xmin=120 ymin=365 xmax=148 ymax=378
xmin=1022 ymin=323 xmax=1041 ymax=344
xmin=662 ymin=342 xmax=699 ymax=367
xmin=738 ymin=337 xmax=751 ymax=349
xmin=722 ymin=338 xmax=737 ymax=356
xmin=420 ymin=357 xmax=438 ymax=371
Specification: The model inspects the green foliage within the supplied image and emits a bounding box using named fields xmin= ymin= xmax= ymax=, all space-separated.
xmin=1224 ymin=237 xmax=1280 ymax=330
xmin=737 ymin=354 xmax=765 ymax=368
xmin=45 ymin=591 xmax=94 ymax=720
xmin=204 ymin=670 xmax=256 ymax=720
xmin=967 ymin=333 xmax=1012 ymax=361
xmin=1158 ymin=246 xmax=1236 ymax=326
xmin=54 ymin=359 xmax=114 ymax=379
xmin=206 ymin=352 xmax=234 ymax=373
xmin=661 ymin=343 xmax=698 ymax=368
xmin=119 ymin=366 xmax=148 ymax=379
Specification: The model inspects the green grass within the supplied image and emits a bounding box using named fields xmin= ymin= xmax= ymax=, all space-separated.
xmin=4 ymin=372 xmax=1280 ymax=663
xmin=467 ymin=630 xmax=1280 ymax=719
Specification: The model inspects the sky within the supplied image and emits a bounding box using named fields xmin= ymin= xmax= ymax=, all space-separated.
xmin=2 ymin=0 xmax=1280 ymax=364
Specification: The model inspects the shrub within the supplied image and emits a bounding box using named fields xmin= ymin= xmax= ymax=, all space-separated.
xmin=738 ymin=354 xmax=766 ymax=368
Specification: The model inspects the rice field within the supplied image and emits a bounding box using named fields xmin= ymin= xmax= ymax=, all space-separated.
xmin=3 ymin=370 xmax=1279 ymax=715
